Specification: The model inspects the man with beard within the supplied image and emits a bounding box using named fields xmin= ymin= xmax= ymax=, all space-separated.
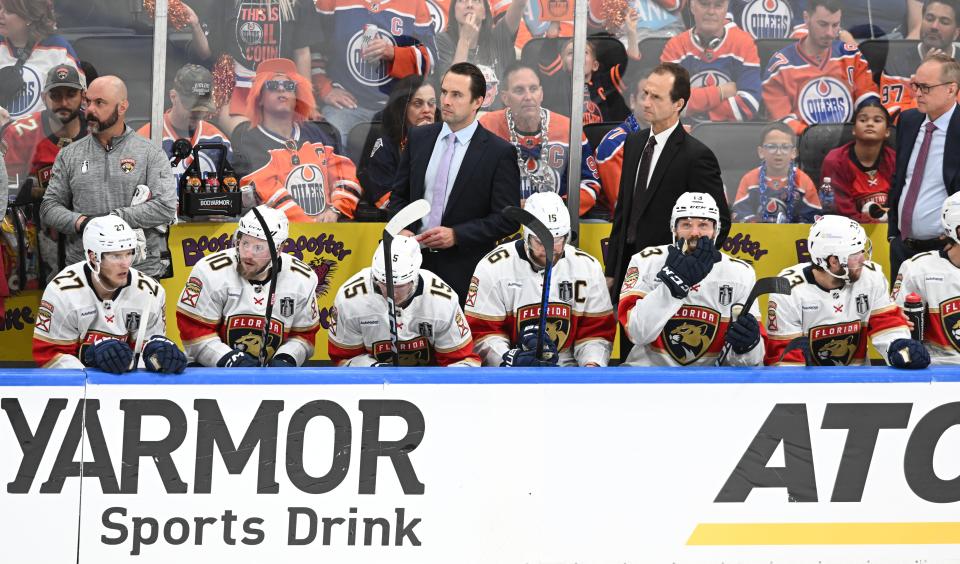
xmin=40 ymin=75 xmax=177 ymax=279
xmin=882 ymin=0 xmax=960 ymax=119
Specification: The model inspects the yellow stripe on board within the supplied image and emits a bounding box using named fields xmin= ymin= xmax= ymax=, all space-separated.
xmin=687 ymin=522 xmax=960 ymax=545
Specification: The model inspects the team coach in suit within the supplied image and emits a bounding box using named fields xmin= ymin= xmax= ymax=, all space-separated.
xmin=888 ymin=53 xmax=960 ymax=283
xmin=389 ymin=62 xmax=521 ymax=305
xmin=604 ymin=62 xmax=729 ymax=299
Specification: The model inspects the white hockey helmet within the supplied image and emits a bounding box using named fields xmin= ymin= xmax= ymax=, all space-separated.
xmin=82 ymin=215 xmax=138 ymax=273
xmin=236 ymin=205 xmax=289 ymax=250
xmin=670 ymin=192 xmax=721 ymax=241
xmin=523 ymin=191 xmax=571 ymax=243
xmin=807 ymin=215 xmax=869 ymax=281
xmin=372 ymin=235 xmax=422 ymax=286
xmin=941 ymin=191 xmax=960 ymax=243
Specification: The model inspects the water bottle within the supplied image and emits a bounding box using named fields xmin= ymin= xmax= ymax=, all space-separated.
xmin=818 ymin=176 xmax=835 ymax=214
xmin=203 ymin=172 xmax=219 ymax=194
xmin=903 ymin=292 xmax=925 ymax=341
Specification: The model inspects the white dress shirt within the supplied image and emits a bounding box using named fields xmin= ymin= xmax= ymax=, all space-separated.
xmin=899 ymin=103 xmax=956 ymax=239
xmin=421 ymin=119 xmax=480 ymax=233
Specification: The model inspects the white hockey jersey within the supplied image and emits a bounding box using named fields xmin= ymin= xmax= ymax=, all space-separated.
xmin=175 ymin=250 xmax=320 ymax=366
xmin=465 ymin=241 xmax=615 ymax=367
xmin=892 ymin=250 xmax=960 ymax=364
xmin=766 ymin=262 xmax=909 ymax=366
xmin=33 ymin=261 xmax=166 ymax=368
xmin=618 ymin=244 xmax=764 ymax=366
xmin=328 ymin=267 xmax=480 ymax=366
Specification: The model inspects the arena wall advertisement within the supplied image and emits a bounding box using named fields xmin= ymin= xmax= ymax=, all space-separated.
xmin=3 ymin=367 xmax=960 ymax=562
xmin=0 ymin=222 xmax=893 ymax=363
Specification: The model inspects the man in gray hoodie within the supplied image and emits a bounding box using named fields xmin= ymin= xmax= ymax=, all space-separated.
xmin=40 ymin=75 xmax=177 ymax=278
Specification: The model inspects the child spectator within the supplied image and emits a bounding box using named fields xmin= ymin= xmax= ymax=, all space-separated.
xmin=732 ymin=122 xmax=821 ymax=223
xmin=541 ymin=36 xmax=631 ymax=124
xmin=820 ymin=100 xmax=896 ymax=223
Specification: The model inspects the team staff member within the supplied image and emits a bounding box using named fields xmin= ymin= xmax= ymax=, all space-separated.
xmin=40 ymin=76 xmax=177 ymax=279
xmin=388 ymin=62 xmax=521 ymax=306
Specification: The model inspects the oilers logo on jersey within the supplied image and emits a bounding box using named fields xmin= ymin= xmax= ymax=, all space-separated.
xmin=941 ymin=298 xmax=960 ymax=350
xmin=285 ymin=164 xmax=328 ymax=215
xmin=425 ymin=0 xmax=445 ymax=33
xmin=799 ymin=76 xmax=853 ymax=125
xmin=809 ymin=321 xmax=861 ymax=366
xmin=236 ymin=3 xmax=283 ymax=65
xmin=662 ymin=305 xmax=720 ymax=365
xmin=373 ymin=337 xmax=433 ymax=365
xmin=348 ymin=25 xmax=397 ymax=87
xmin=516 ymin=303 xmax=572 ymax=350
xmin=740 ymin=0 xmax=793 ymax=39
xmin=226 ymin=315 xmax=284 ymax=360
xmin=7 ymin=65 xmax=42 ymax=118
xmin=690 ymin=69 xmax=732 ymax=89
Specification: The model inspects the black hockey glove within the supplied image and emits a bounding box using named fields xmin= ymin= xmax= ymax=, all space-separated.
xmin=142 ymin=335 xmax=187 ymax=374
xmin=268 ymin=353 xmax=298 ymax=367
xmin=501 ymin=327 xmax=559 ymax=367
xmin=217 ymin=349 xmax=259 ymax=368
xmin=724 ymin=311 xmax=761 ymax=354
xmin=888 ymin=338 xmax=930 ymax=369
xmin=83 ymin=339 xmax=133 ymax=374
xmin=657 ymin=237 xmax=720 ymax=299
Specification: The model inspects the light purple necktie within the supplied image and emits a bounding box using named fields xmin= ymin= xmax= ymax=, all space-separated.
xmin=901 ymin=121 xmax=937 ymax=239
xmin=425 ymin=133 xmax=457 ymax=230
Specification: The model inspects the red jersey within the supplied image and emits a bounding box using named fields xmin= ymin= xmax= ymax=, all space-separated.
xmin=2 ymin=110 xmax=86 ymax=189
xmin=820 ymin=141 xmax=895 ymax=223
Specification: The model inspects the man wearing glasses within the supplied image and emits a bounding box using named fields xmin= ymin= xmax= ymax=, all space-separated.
xmin=888 ymin=53 xmax=960 ymax=283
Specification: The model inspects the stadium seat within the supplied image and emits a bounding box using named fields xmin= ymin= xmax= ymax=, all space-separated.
xmin=346 ymin=121 xmax=382 ymax=168
xmin=309 ymin=120 xmax=343 ymax=154
xmin=691 ymin=122 xmax=772 ymax=203
xmin=584 ymin=121 xmax=620 ymax=150
xmin=756 ymin=38 xmax=794 ymax=69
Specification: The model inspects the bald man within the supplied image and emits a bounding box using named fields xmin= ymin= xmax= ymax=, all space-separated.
xmin=41 ymin=76 xmax=177 ymax=278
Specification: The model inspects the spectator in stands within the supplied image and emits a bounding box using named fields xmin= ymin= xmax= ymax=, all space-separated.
xmin=40 ymin=76 xmax=177 ymax=279
xmin=185 ymin=0 xmax=316 ymax=136
xmin=732 ymin=123 xmax=821 ymax=223
xmin=883 ymin=0 xmax=960 ymax=119
xmin=821 ymin=100 xmax=896 ymax=223
xmin=595 ymin=70 xmax=650 ymax=217
xmin=541 ymin=36 xmax=632 ymax=125
xmin=235 ymin=58 xmax=362 ymax=223
xmin=632 ymin=0 xmax=685 ymax=41
xmin=360 ymin=76 xmax=439 ymax=210
xmin=435 ymin=0 xmax=525 ymax=111
xmin=728 ymin=0 xmax=802 ymax=39
xmin=763 ymin=0 xmax=880 ymax=134
xmin=660 ymin=0 xmax=761 ymax=123
xmin=315 ymin=0 xmax=437 ymax=145
xmin=889 ymin=53 xmax=960 ymax=281
xmin=0 ymin=0 xmax=80 ymax=122
xmin=137 ymin=64 xmax=233 ymax=193
xmin=479 ymin=63 xmax=602 ymax=216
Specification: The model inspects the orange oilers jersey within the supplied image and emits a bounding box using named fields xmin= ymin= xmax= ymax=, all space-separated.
xmin=765 ymin=262 xmax=909 ymax=366
xmin=479 ymin=109 xmax=601 ymax=216
xmin=661 ymin=23 xmax=762 ymax=122
xmin=893 ymin=250 xmax=960 ymax=364
xmin=240 ymin=139 xmax=363 ymax=222
xmin=763 ymin=40 xmax=879 ymax=133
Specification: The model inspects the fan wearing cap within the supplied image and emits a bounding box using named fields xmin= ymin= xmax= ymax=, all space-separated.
xmin=466 ymin=192 xmax=615 ymax=367
xmin=891 ymin=193 xmax=960 ymax=364
xmin=233 ymin=58 xmax=363 ymax=223
xmin=176 ymin=205 xmax=321 ymax=367
xmin=329 ymin=235 xmax=480 ymax=366
xmin=618 ymin=192 xmax=764 ymax=366
xmin=33 ymin=215 xmax=186 ymax=374
xmin=136 ymin=64 xmax=232 ymax=189
xmin=766 ymin=215 xmax=928 ymax=368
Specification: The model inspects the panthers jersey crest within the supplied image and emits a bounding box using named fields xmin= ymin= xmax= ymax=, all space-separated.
xmin=373 ymin=337 xmax=433 ymax=365
xmin=516 ymin=302 xmax=572 ymax=351
xmin=809 ymin=321 xmax=861 ymax=366
xmin=661 ymin=305 xmax=720 ymax=365
xmin=225 ymin=315 xmax=284 ymax=360
xmin=939 ymin=298 xmax=960 ymax=352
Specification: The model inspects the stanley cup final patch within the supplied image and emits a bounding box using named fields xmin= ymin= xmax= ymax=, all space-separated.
xmin=279 ymin=297 xmax=295 ymax=318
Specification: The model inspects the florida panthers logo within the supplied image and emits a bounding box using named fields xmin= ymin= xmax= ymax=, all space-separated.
xmin=661 ymin=305 xmax=719 ymax=365
xmin=373 ymin=337 xmax=434 ymax=365
xmin=516 ymin=302 xmax=572 ymax=351
xmin=799 ymin=77 xmax=853 ymax=125
xmin=939 ymin=298 xmax=960 ymax=351
xmin=741 ymin=0 xmax=793 ymax=38
xmin=479 ymin=64 xmax=499 ymax=109
xmin=226 ymin=315 xmax=284 ymax=361
xmin=285 ymin=164 xmax=327 ymax=215
xmin=809 ymin=321 xmax=861 ymax=366
xmin=347 ymin=25 xmax=396 ymax=87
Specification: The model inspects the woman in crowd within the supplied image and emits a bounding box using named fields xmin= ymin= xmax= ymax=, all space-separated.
xmin=359 ymin=76 xmax=439 ymax=209
xmin=820 ymin=100 xmax=895 ymax=224
xmin=0 ymin=0 xmax=79 ymax=121
xmin=435 ymin=0 xmax=525 ymax=111
xmin=732 ymin=123 xmax=821 ymax=223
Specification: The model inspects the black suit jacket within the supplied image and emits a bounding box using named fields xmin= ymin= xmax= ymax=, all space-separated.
xmin=388 ymin=121 xmax=521 ymax=303
xmin=888 ymin=105 xmax=960 ymax=239
xmin=605 ymin=124 xmax=730 ymax=289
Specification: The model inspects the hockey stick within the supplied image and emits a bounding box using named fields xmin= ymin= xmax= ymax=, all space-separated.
xmin=383 ymin=199 xmax=432 ymax=366
xmin=502 ymin=206 xmax=555 ymax=360
xmin=251 ymin=207 xmax=281 ymax=368
xmin=716 ymin=276 xmax=792 ymax=366
xmin=128 ymin=298 xmax=152 ymax=371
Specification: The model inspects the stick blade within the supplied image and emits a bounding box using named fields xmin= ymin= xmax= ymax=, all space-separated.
xmin=744 ymin=276 xmax=792 ymax=309
xmin=386 ymin=199 xmax=431 ymax=237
